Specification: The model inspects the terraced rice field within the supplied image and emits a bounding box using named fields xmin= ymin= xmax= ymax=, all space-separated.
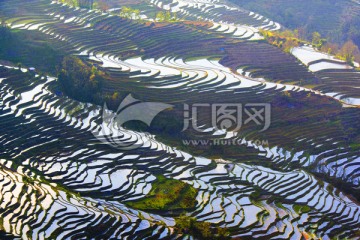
xmin=0 ymin=0 xmax=360 ymax=239
xmin=146 ymin=0 xmax=281 ymax=39
xmin=292 ymin=46 xmax=360 ymax=104
xmin=1 ymin=64 xmax=360 ymax=239
xmin=107 ymin=0 xmax=281 ymax=39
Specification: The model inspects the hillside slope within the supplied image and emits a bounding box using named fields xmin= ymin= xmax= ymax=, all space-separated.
xmin=228 ymin=0 xmax=360 ymax=46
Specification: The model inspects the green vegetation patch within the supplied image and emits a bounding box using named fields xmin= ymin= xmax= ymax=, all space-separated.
xmin=57 ymin=56 xmax=105 ymax=103
xmin=293 ymin=204 xmax=311 ymax=214
xmin=174 ymin=214 xmax=230 ymax=239
xmin=125 ymin=175 xmax=198 ymax=211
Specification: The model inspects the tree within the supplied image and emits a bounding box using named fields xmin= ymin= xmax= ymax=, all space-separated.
xmin=164 ymin=11 xmax=171 ymax=22
xmin=312 ymin=32 xmax=321 ymax=47
xmin=283 ymin=38 xmax=299 ymax=53
xmin=321 ymin=42 xmax=339 ymax=55
xmin=111 ymin=92 xmax=119 ymax=101
xmin=156 ymin=11 xmax=165 ymax=22
xmin=355 ymin=53 xmax=360 ymax=64
xmin=155 ymin=11 xmax=179 ymax=22
xmin=296 ymin=27 xmax=307 ymax=40
xmin=120 ymin=6 xmax=131 ymax=18
xmin=93 ymin=0 xmax=109 ymax=11
xmin=172 ymin=12 xmax=178 ymax=21
xmin=119 ymin=6 xmax=141 ymax=20
xmin=339 ymin=40 xmax=360 ymax=65
xmin=133 ymin=9 xmax=141 ymax=20
xmin=281 ymin=30 xmax=295 ymax=38
xmin=60 ymin=0 xmax=79 ymax=7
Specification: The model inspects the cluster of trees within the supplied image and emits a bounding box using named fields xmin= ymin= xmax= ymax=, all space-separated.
xmin=58 ymin=0 xmax=94 ymax=9
xmin=229 ymin=0 xmax=360 ymax=66
xmin=300 ymin=31 xmax=360 ymax=65
xmin=260 ymin=29 xmax=360 ymax=66
xmin=260 ymin=29 xmax=300 ymax=53
xmin=118 ymin=7 xmax=180 ymax=23
xmin=311 ymin=32 xmax=325 ymax=48
xmin=260 ymin=29 xmax=329 ymax=53
xmin=58 ymin=0 xmax=79 ymax=7
xmin=57 ymin=56 xmax=104 ymax=103
xmin=119 ymin=6 xmax=141 ymax=20
xmin=321 ymin=40 xmax=360 ymax=65
xmin=309 ymin=32 xmax=360 ymax=65
xmin=57 ymin=56 xmax=123 ymax=108
xmin=155 ymin=11 xmax=179 ymax=22
xmin=175 ymin=214 xmax=230 ymax=239
xmin=58 ymin=0 xmax=181 ymax=23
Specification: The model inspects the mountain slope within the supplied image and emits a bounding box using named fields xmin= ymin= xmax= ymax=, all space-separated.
xmin=228 ymin=0 xmax=360 ymax=46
